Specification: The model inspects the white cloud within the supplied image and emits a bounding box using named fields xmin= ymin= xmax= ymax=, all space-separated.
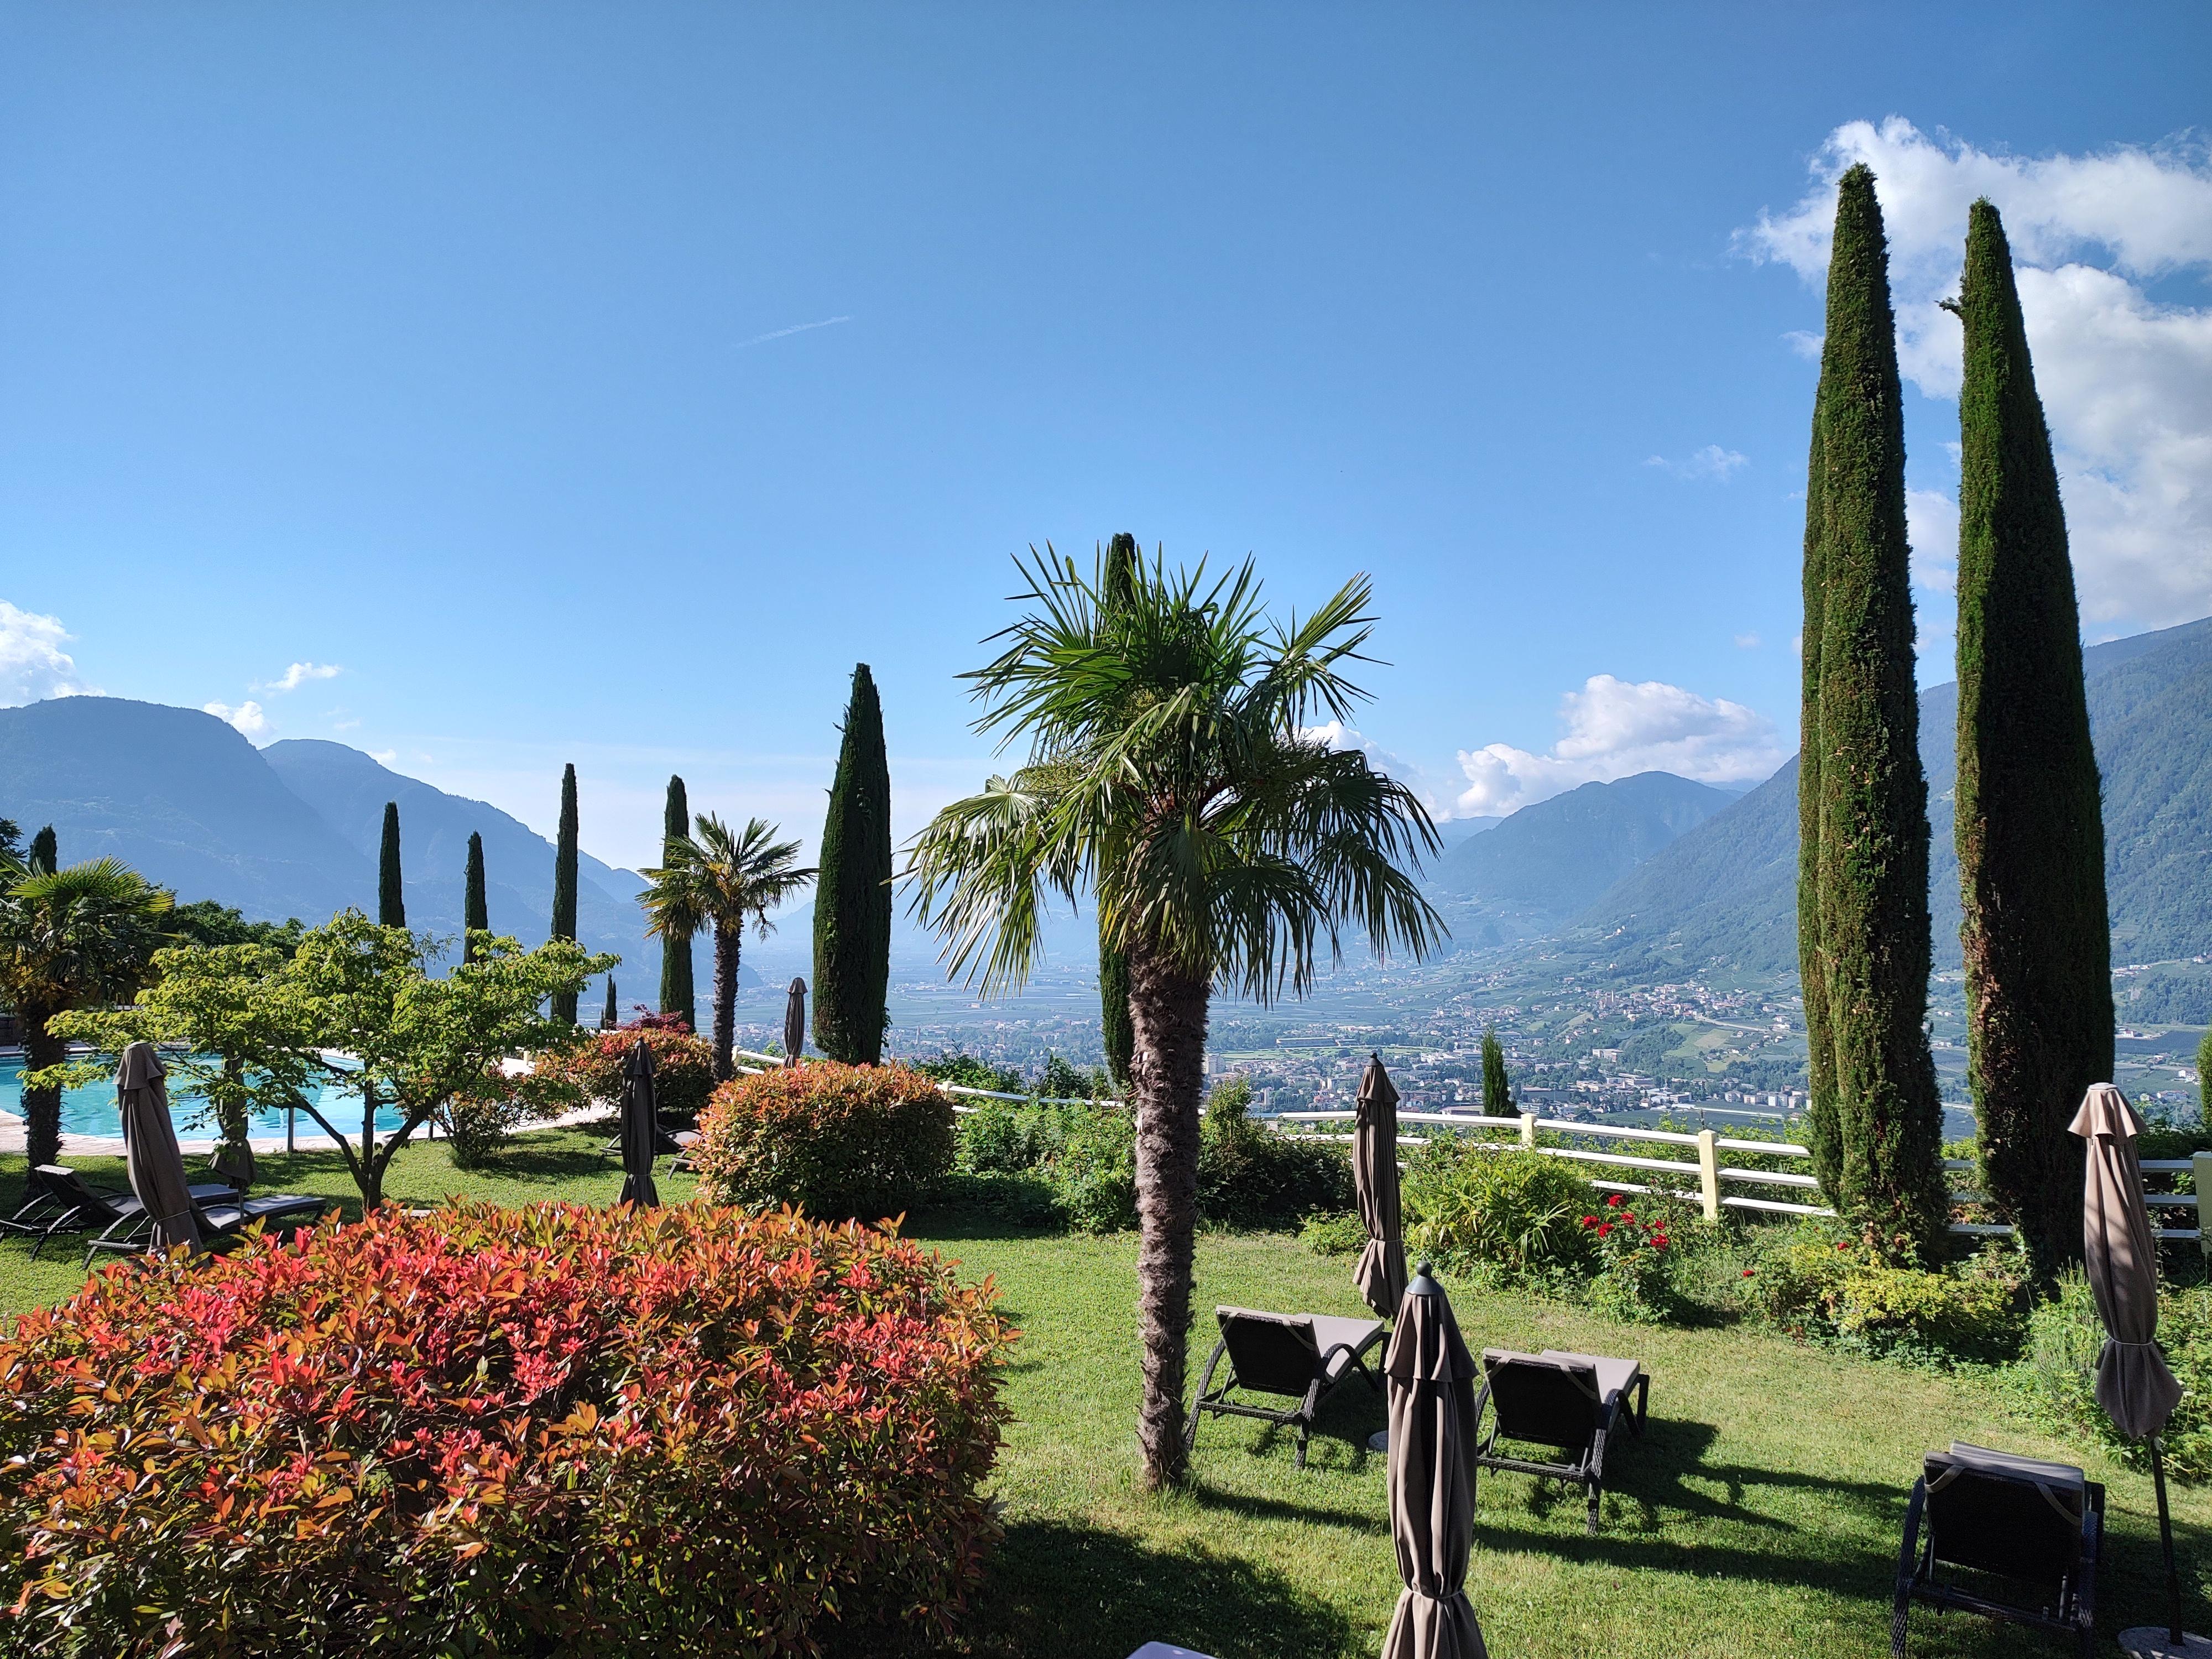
xmin=1783 ymin=330 xmax=1824 ymax=360
xmin=0 ymin=601 xmax=94 ymax=705
xmin=1734 ymin=632 xmax=1762 ymax=649
xmin=1743 ymin=118 xmax=2212 ymax=629
xmin=1303 ymin=720 xmax=1454 ymax=821
xmin=1454 ymin=676 xmax=1787 ymax=816
xmin=1906 ymin=486 xmax=1961 ymax=595
xmin=204 ymin=699 xmax=270 ymax=737
xmin=1645 ymin=444 xmax=1749 ymax=481
xmin=736 ymin=315 xmax=852 ymax=349
xmin=369 ymin=749 xmax=398 ymax=766
xmin=260 ymin=661 xmax=341 ymax=692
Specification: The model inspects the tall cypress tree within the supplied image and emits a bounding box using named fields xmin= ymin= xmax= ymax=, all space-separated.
xmin=659 ymin=775 xmax=697 ymax=1032
xmin=603 ymin=975 xmax=619 ymax=1030
xmin=1954 ymin=197 xmax=2112 ymax=1280
xmin=463 ymin=831 xmax=488 ymax=964
xmin=378 ymin=802 xmax=406 ymax=928
xmin=1481 ymin=1029 xmax=1512 ymax=1115
xmin=813 ymin=664 xmax=891 ymax=1063
xmin=27 ymin=825 xmax=56 ymax=875
xmin=551 ymin=764 xmax=579 ymax=1025
xmin=1098 ymin=533 xmax=1141 ymax=1091
xmin=1798 ymin=385 xmax=1841 ymax=1196
xmin=1806 ymin=164 xmax=1947 ymax=1256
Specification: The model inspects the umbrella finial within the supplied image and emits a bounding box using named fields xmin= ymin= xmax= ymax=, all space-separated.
xmin=1405 ymin=1261 xmax=1443 ymax=1297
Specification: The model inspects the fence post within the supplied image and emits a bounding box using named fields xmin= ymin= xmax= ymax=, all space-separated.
xmin=2194 ymin=1152 xmax=2212 ymax=1257
xmin=1519 ymin=1110 xmax=1537 ymax=1149
xmin=1697 ymin=1129 xmax=1720 ymax=1224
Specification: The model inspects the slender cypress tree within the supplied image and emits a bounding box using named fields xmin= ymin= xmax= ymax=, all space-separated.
xmin=1954 ymin=198 xmax=2112 ymax=1281
xmin=1807 ymin=164 xmax=1947 ymax=1257
xmin=551 ymin=764 xmax=579 ymax=1025
xmin=2201 ymin=1031 xmax=2212 ymax=1121
xmin=659 ymin=775 xmax=697 ymax=1032
xmin=812 ymin=665 xmax=891 ymax=1063
xmin=378 ymin=802 xmax=405 ymax=928
xmin=1098 ymin=533 xmax=1141 ymax=1091
xmin=1481 ymin=1029 xmax=1512 ymax=1115
xmin=1798 ymin=383 xmax=1842 ymax=1197
xmin=463 ymin=831 xmax=488 ymax=963
xmin=603 ymin=976 xmax=619 ymax=1030
xmin=27 ymin=825 xmax=56 ymax=876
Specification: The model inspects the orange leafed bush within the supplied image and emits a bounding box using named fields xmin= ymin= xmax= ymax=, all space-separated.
xmin=0 ymin=1202 xmax=1011 ymax=1657
xmin=535 ymin=1021 xmax=719 ymax=1118
xmin=694 ymin=1061 xmax=958 ymax=1220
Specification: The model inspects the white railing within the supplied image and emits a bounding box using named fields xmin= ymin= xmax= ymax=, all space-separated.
xmin=1275 ymin=1109 xmax=2212 ymax=1244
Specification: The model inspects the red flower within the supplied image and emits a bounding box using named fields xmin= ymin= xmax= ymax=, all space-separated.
xmin=1595 ymin=1222 xmax=1614 ymax=1238
xmin=1579 ymin=1215 xmax=1599 ymax=1228
xmin=1606 ymin=1193 xmax=1625 ymax=1208
xmin=1741 ymin=1268 xmax=1756 ymax=1278
xmin=1620 ymin=1211 xmax=1635 ymax=1223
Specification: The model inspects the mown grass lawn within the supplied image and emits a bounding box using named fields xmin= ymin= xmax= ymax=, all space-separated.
xmin=6 ymin=1127 xmax=2209 ymax=1658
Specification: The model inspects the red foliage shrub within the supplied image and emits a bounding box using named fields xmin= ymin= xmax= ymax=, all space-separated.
xmin=695 ymin=1062 xmax=957 ymax=1221
xmin=536 ymin=1022 xmax=718 ymax=1118
xmin=0 ymin=1202 xmax=1011 ymax=1657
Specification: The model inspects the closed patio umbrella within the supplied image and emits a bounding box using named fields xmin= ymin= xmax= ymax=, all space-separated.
xmin=617 ymin=1038 xmax=660 ymax=1209
xmin=784 ymin=977 xmax=807 ymax=1067
xmin=1354 ymin=1053 xmax=1408 ymax=1320
xmin=117 ymin=1041 xmax=201 ymax=1255
xmin=2073 ymin=1084 xmax=2205 ymax=1657
xmin=1383 ymin=1262 xmax=1488 ymax=1659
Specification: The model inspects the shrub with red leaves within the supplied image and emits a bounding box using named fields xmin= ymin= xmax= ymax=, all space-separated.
xmin=695 ymin=1062 xmax=957 ymax=1221
xmin=536 ymin=1022 xmax=718 ymax=1119
xmin=0 ymin=1202 xmax=1011 ymax=1657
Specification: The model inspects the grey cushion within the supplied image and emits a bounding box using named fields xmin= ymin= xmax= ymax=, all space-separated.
xmin=1308 ymin=1313 xmax=1385 ymax=1379
xmin=1939 ymin=1441 xmax=2085 ymax=1493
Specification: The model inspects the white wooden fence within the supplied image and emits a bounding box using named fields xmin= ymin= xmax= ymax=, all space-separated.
xmin=1275 ymin=1108 xmax=2212 ymax=1248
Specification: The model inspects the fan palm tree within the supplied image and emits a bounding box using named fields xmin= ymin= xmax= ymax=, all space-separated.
xmin=641 ymin=815 xmax=815 ymax=1081
xmin=909 ymin=546 xmax=1443 ymax=1488
xmin=0 ymin=854 xmax=174 ymax=1167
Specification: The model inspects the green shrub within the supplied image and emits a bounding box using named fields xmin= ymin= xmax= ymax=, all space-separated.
xmin=1744 ymin=1220 xmax=2027 ymax=1364
xmin=1404 ymin=1144 xmax=1596 ymax=1282
xmin=1300 ymin=1210 xmax=1370 ymax=1256
xmin=0 ymin=1202 xmax=1011 ymax=1656
xmin=1196 ymin=1080 xmax=1353 ymax=1232
xmin=536 ymin=1023 xmax=719 ymax=1120
xmin=2021 ymin=1270 xmax=2212 ymax=1483
xmin=1582 ymin=1192 xmax=1690 ymax=1324
xmin=1051 ymin=1102 xmax=1139 ymax=1233
xmin=696 ymin=1061 xmax=958 ymax=1220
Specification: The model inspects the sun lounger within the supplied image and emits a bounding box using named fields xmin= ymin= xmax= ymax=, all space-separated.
xmin=6 ymin=1165 xmax=242 ymax=1261
xmin=77 ymin=1173 xmax=330 ymax=1267
xmin=1185 ymin=1305 xmax=1385 ymax=1470
xmin=1892 ymin=1442 xmax=2101 ymax=1657
xmin=1472 ymin=1347 xmax=1648 ymax=1534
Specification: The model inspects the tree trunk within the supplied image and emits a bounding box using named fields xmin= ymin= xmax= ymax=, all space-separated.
xmin=20 ymin=999 xmax=63 ymax=1171
xmin=712 ymin=922 xmax=739 ymax=1083
xmin=1124 ymin=936 xmax=1209 ymax=1490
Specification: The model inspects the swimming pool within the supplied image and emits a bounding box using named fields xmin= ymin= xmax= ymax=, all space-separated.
xmin=0 ymin=1055 xmax=408 ymax=1142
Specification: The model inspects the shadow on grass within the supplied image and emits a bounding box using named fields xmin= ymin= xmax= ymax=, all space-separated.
xmin=952 ymin=1517 xmax=1357 ymax=1659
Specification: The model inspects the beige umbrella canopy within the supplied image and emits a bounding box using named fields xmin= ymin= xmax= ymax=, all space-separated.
xmin=1354 ymin=1053 xmax=1408 ymax=1321
xmin=117 ymin=1041 xmax=202 ymax=1255
xmin=1382 ymin=1263 xmax=1489 ymax=1659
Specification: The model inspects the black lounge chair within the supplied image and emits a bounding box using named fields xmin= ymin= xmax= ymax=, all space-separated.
xmin=7 ymin=1165 xmax=243 ymax=1261
xmin=1186 ymin=1305 xmax=1385 ymax=1469
xmin=1892 ymin=1442 xmax=2102 ymax=1657
xmin=1473 ymin=1347 xmax=1648 ymax=1534
xmin=80 ymin=1176 xmax=330 ymax=1268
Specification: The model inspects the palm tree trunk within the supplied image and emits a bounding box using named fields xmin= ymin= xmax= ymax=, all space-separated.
xmin=1125 ymin=936 xmax=1209 ymax=1489
xmin=711 ymin=922 xmax=739 ymax=1082
xmin=20 ymin=999 xmax=64 ymax=1171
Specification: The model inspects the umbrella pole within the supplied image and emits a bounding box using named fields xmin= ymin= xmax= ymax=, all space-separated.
xmin=2154 ymin=1434 xmax=2185 ymax=1645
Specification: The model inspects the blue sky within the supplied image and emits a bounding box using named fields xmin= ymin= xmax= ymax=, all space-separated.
xmin=3 ymin=4 xmax=2207 ymax=870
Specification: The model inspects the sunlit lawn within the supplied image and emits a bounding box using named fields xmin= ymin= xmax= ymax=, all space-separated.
xmin=5 ymin=1129 xmax=2208 ymax=1658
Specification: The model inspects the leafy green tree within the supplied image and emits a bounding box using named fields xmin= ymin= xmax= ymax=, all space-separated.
xmin=814 ymin=665 xmax=893 ymax=1064
xmin=166 ymin=899 xmax=305 ymax=955
xmin=463 ymin=831 xmax=488 ymax=965
xmin=1481 ymin=1029 xmax=1512 ymax=1114
xmin=1953 ymin=199 xmax=2114 ymax=1280
xmin=377 ymin=802 xmax=405 ymax=927
xmin=0 ymin=819 xmax=21 ymax=863
xmin=1803 ymin=164 xmax=1948 ymax=1257
xmin=27 ymin=826 xmax=56 ymax=876
xmin=1097 ymin=533 xmax=1141 ymax=1093
xmin=910 ymin=547 xmax=1442 ymax=1488
xmin=644 ymin=816 xmax=815 ymax=1082
xmin=280 ymin=911 xmax=612 ymax=1203
xmin=658 ymin=775 xmax=697 ymax=1032
xmin=551 ymin=764 xmax=580 ymax=1025
xmin=0 ymin=855 xmax=174 ymax=1167
xmin=46 ymin=944 xmax=316 ymax=1166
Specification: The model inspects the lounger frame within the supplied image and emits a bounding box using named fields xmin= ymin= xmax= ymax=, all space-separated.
xmin=1471 ymin=1350 xmax=1648 ymax=1534
xmin=1890 ymin=1455 xmax=2103 ymax=1658
xmin=1185 ymin=1308 xmax=1384 ymax=1470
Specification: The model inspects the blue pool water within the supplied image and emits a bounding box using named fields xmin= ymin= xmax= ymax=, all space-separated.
xmin=1 ymin=1056 xmax=408 ymax=1141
